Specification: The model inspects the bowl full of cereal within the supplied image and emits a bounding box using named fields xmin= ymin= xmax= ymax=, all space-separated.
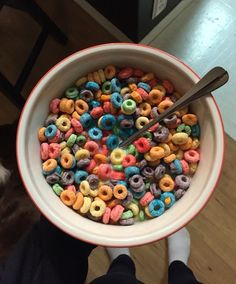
xmin=16 ymin=43 xmax=225 ymax=246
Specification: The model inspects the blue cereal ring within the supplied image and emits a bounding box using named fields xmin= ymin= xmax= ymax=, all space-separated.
xmin=131 ymin=189 xmax=145 ymax=200
xmin=85 ymin=81 xmax=100 ymax=91
xmin=106 ymin=134 xmax=119 ymax=150
xmin=88 ymin=127 xmax=103 ymax=141
xmin=148 ymin=199 xmax=165 ymax=217
xmin=45 ymin=124 xmax=57 ymax=139
xmin=74 ymin=170 xmax=88 ymax=184
xmin=79 ymin=113 xmax=93 ymax=129
xmin=100 ymin=114 xmax=116 ymax=130
xmin=111 ymin=78 xmax=121 ymax=92
xmin=119 ymin=128 xmax=135 ymax=139
xmin=124 ymin=166 xmax=140 ymax=179
xmin=137 ymin=82 xmax=151 ymax=92
xmin=111 ymin=92 xmax=123 ymax=109
xmin=160 ymin=192 xmax=176 ymax=208
xmin=170 ymin=159 xmax=183 ymax=175
xmin=55 ymin=165 xmax=62 ymax=175
xmin=90 ymin=100 xmax=101 ymax=108
xmin=191 ymin=123 xmax=200 ymax=138
xmin=117 ymin=180 xmax=128 ymax=187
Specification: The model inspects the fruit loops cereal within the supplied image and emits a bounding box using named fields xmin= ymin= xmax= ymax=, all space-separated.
xmin=38 ymin=65 xmax=201 ymax=225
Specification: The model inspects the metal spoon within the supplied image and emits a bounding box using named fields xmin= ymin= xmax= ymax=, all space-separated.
xmin=119 ymin=66 xmax=229 ymax=148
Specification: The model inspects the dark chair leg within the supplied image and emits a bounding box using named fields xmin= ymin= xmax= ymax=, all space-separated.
xmin=0 ymin=73 xmax=25 ymax=109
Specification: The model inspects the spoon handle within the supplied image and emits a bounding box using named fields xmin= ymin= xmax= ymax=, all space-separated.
xmin=119 ymin=67 xmax=229 ymax=148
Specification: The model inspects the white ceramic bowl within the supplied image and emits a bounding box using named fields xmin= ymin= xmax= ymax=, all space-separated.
xmin=16 ymin=43 xmax=225 ymax=247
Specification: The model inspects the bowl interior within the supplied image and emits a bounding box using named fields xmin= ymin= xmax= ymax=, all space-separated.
xmin=17 ymin=44 xmax=224 ymax=246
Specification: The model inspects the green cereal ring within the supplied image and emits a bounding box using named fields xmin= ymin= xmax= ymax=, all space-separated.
xmin=126 ymin=144 xmax=136 ymax=155
xmin=177 ymin=123 xmax=185 ymax=132
xmin=113 ymin=126 xmax=119 ymax=136
xmin=65 ymin=87 xmax=79 ymax=99
xmin=102 ymin=81 xmax=112 ymax=94
xmin=76 ymin=135 xmax=87 ymax=146
xmin=121 ymin=210 xmax=134 ymax=220
xmin=184 ymin=125 xmax=191 ymax=135
xmin=177 ymin=123 xmax=192 ymax=135
xmin=66 ymin=134 xmax=77 ymax=147
xmin=143 ymin=131 xmax=152 ymax=140
xmin=121 ymin=99 xmax=136 ymax=115
xmin=139 ymin=210 xmax=145 ymax=221
xmin=113 ymin=164 xmax=123 ymax=171
xmin=52 ymin=184 xmax=63 ymax=196
xmin=145 ymin=182 xmax=151 ymax=190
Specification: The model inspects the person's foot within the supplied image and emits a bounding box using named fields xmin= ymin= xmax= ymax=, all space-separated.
xmin=167 ymin=227 xmax=190 ymax=265
xmin=106 ymin=247 xmax=130 ymax=261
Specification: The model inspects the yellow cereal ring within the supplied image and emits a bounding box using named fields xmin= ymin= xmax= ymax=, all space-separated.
xmin=59 ymin=98 xmax=74 ymax=114
xmin=131 ymin=91 xmax=143 ymax=103
xmin=61 ymin=153 xmax=74 ymax=169
xmin=93 ymin=71 xmax=101 ymax=84
xmin=79 ymin=180 xmax=91 ymax=196
xmin=139 ymin=102 xmax=151 ymax=116
xmin=60 ymin=141 xmax=67 ymax=150
xmin=159 ymin=143 xmax=171 ymax=157
xmin=127 ymin=202 xmax=139 ymax=216
xmin=120 ymin=87 xmax=130 ymax=96
xmin=87 ymin=72 xmax=94 ymax=82
xmin=38 ymin=127 xmax=47 ymax=142
xmin=113 ymin=184 xmax=128 ymax=200
xmin=110 ymin=148 xmax=126 ymax=165
xmin=176 ymin=107 xmax=188 ymax=117
xmin=144 ymin=206 xmax=152 ymax=218
xmin=98 ymin=185 xmax=113 ymax=201
xmin=182 ymin=114 xmax=198 ymax=126
xmin=42 ymin=158 xmax=57 ymax=172
xmin=72 ymin=192 xmax=84 ymax=210
xmin=172 ymin=133 xmax=189 ymax=145
xmin=189 ymin=163 xmax=198 ymax=175
xmin=104 ymin=65 xmax=116 ymax=79
xmin=135 ymin=117 xmax=149 ymax=129
xmin=176 ymin=149 xmax=184 ymax=160
xmin=157 ymin=100 xmax=173 ymax=113
xmin=163 ymin=154 xmax=176 ymax=163
xmin=75 ymin=149 xmax=90 ymax=160
xmin=80 ymin=197 xmax=92 ymax=214
xmin=150 ymin=146 xmax=165 ymax=160
xmin=180 ymin=137 xmax=192 ymax=150
xmin=56 ymin=116 xmax=71 ymax=132
xmin=61 ymin=147 xmax=71 ymax=155
xmin=89 ymin=200 xmax=106 ymax=217
xmin=159 ymin=175 xmax=175 ymax=191
xmin=75 ymin=76 xmax=87 ymax=87
xmin=98 ymin=69 xmax=106 ymax=83
xmin=60 ymin=189 xmax=76 ymax=206
xmin=89 ymin=189 xmax=98 ymax=197
xmin=191 ymin=138 xmax=200 ymax=150
xmin=75 ymin=99 xmax=89 ymax=115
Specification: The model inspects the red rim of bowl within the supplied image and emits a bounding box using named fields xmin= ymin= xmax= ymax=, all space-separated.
xmin=16 ymin=43 xmax=225 ymax=247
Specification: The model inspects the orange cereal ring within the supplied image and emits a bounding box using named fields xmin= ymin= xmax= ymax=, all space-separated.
xmin=94 ymin=154 xmax=108 ymax=165
xmin=75 ymin=99 xmax=89 ymax=115
xmin=93 ymin=71 xmax=101 ymax=84
xmin=72 ymin=111 xmax=80 ymax=120
xmin=176 ymin=107 xmax=188 ymax=117
xmin=128 ymin=83 xmax=137 ymax=91
xmin=144 ymin=151 xmax=157 ymax=162
xmin=148 ymin=159 xmax=160 ymax=167
xmin=139 ymin=102 xmax=151 ymax=116
xmin=130 ymin=91 xmax=143 ymax=103
xmin=72 ymin=192 xmax=84 ymax=210
xmin=87 ymin=72 xmax=94 ymax=82
xmin=113 ymin=184 xmax=128 ymax=200
xmin=141 ymin=72 xmax=155 ymax=82
xmin=100 ymin=94 xmax=111 ymax=102
xmin=180 ymin=137 xmax=192 ymax=150
xmin=163 ymin=154 xmax=176 ymax=163
xmin=38 ymin=127 xmax=47 ymax=142
xmin=98 ymin=69 xmax=106 ymax=83
xmin=150 ymin=146 xmax=165 ymax=160
xmin=153 ymin=84 xmax=166 ymax=97
xmin=104 ymin=65 xmax=116 ymax=79
xmin=162 ymin=133 xmax=172 ymax=143
xmin=98 ymin=185 xmax=113 ymax=201
xmin=42 ymin=158 xmax=57 ymax=172
xmin=159 ymin=175 xmax=175 ymax=192
xmin=148 ymin=89 xmax=164 ymax=105
xmin=61 ymin=153 xmax=74 ymax=169
xmin=107 ymin=199 xmax=120 ymax=208
xmin=168 ymin=141 xmax=179 ymax=152
xmin=59 ymin=98 xmax=74 ymax=114
xmin=182 ymin=114 xmax=198 ymax=126
xmin=157 ymin=100 xmax=173 ymax=113
xmin=60 ymin=189 xmax=76 ymax=206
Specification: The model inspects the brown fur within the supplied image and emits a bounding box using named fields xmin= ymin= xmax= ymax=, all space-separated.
xmin=0 ymin=121 xmax=39 ymax=258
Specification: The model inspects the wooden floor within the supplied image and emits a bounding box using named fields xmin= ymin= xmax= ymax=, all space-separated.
xmin=0 ymin=1 xmax=236 ymax=283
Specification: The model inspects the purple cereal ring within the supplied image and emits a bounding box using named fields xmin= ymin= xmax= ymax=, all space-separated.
xmin=72 ymin=144 xmax=80 ymax=155
xmin=150 ymin=106 xmax=159 ymax=118
xmin=120 ymin=119 xmax=134 ymax=129
xmin=175 ymin=175 xmax=191 ymax=189
xmin=80 ymin=89 xmax=94 ymax=102
xmin=163 ymin=114 xmax=177 ymax=125
xmin=86 ymin=174 xmax=99 ymax=189
xmin=142 ymin=167 xmax=154 ymax=178
xmin=129 ymin=174 xmax=144 ymax=188
xmin=153 ymin=126 xmax=169 ymax=142
xmin=60 ymin=171 xmax=75 ymax=186
xmin=121 ymin=191 xmax=134 ymax=206
xmin=138 ymin=159 xmax=148 ymax=170
xmin=150 ymin=183 xmax=162 ymax=198
xmin=174 ymin=188 xmax=186 ymax=200
xmin=126 ymin=77 xmax=138 ymax=84
xmin=119 ymin=217 xmax=134 ymax=225
xmin=131 ymin=183 xmax=145 ymax=193
xmin=44 ymin=114 xmax=58 ymax=127
xmin=46 ymin=173 xmax=61 ymax=184
xmin=123 ymin=93 xmax=131 ymax=100
xmin=154 ymin=164 xmax=166 ymax=179
xmin=77 ymin=158 xmax=90 ymax=169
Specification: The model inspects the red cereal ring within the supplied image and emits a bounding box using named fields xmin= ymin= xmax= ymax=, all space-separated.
xmin=64 ymin=128 xmax=74 ymax=140
xmin=122 ymin=154 xmax=136 ymax=167
xmin=137 ymin=88 xmax=149 ymax=100
xmin=184 ymin=150 xmax=200 ymax=163
xmin=110 ymin=170 xmax=126 ymax=180
xmin=48 ymin=143 xmax=61 ymax=159
xmin=97 ymin=163 xmax=112 ymax=180
xmin=71 ymin=118 xmax=83 ymax=133
xmin=103 ymin=101 xmax=111 ymax=113
xmin=85 ymin=159 xmax=96 ymax=173
xmin=90 ymin=106 xmax=103 ymax=119
xmin=84 ymin=141 xmax=99 ymax=156
xmin=40 ymin=143 xmax=49 ymax=160
xmin=162 ymin=80 xmax=174 ymax=93
xmin=134 ymin=137 xmax=151 ymax=153
xmin=102 ymin=207 xmax=111 ymax=224
xmin=99 ymin=145 xmax=109 ymax=156
xmin=118 ymin=67 xmax=133 ymax=79
xmin=133 ymin=68 xmax=144 ymax=77
xmin=147 ymin=78 xmax=158 ymax=88
xmin=49 ymin=98 xmax=61 ymax=114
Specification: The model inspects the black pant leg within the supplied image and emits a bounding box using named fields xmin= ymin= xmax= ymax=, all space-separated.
xmin=168 ymin=261 xmax=202 ymax=284
xmin=1 ymin=216 xmax=96 ymax=284
xmin=90 ymin=254 xmax=143 ymax=284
